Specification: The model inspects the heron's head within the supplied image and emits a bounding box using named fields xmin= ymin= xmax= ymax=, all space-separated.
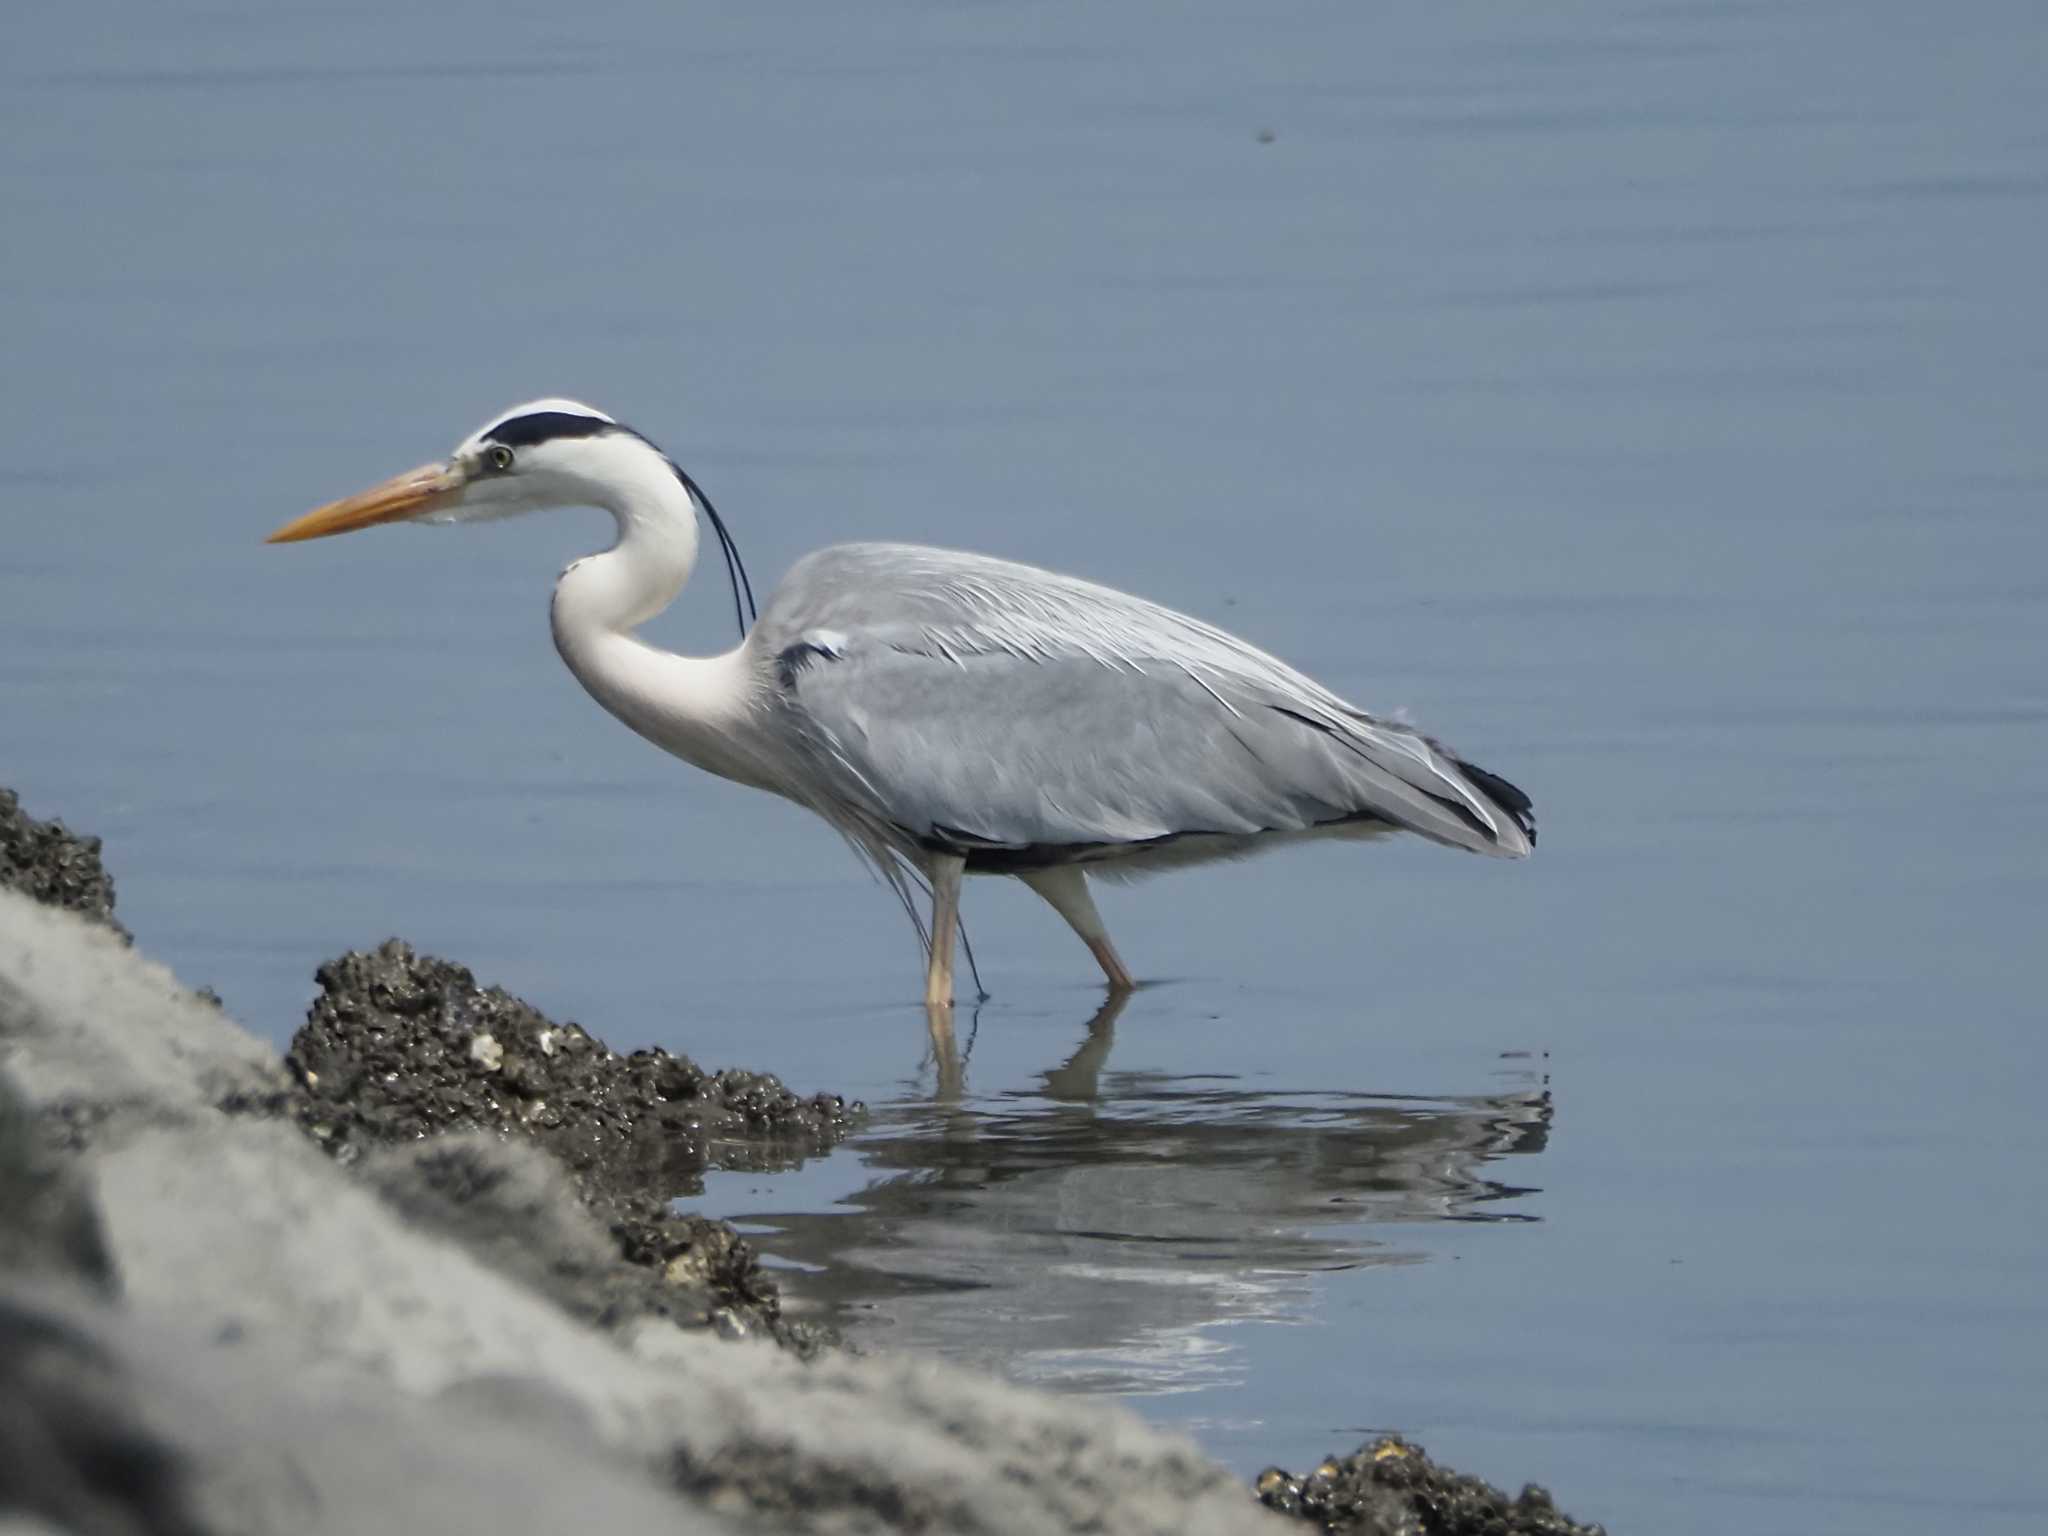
xmin=265 ymin=397 xmax=760 ymax=633
xmin=265 ymin=398 xmax=678 ymax=542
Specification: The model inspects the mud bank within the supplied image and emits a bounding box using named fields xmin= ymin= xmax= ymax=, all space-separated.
xmin=0 ymin=790 xmax=1605 ymax=1534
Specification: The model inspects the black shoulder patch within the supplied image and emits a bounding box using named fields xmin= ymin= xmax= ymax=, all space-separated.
xmin=481 ymin=411 xmax=617 ymax=450
xmin=774 ymin=640 xmax=843 ymax=690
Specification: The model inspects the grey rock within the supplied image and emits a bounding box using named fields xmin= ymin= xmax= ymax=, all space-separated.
xmin=1 ymin=1282 xmax=722 ymax=1536
xmin=0 ymin=1073 xmax=115 ymax=1296
xmin=0 ymin=1292 xmax=208 ymax=1536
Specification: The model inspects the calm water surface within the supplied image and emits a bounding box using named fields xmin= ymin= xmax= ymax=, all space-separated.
xmin=5 ymin=3 xmax=2045 ymax=1531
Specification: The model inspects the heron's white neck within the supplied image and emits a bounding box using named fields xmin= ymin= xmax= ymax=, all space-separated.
xmin=549 ymin=453 xmax=770 ymax=788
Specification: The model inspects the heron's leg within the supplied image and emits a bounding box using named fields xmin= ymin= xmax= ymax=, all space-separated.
xmin=923 ymin=1003 xmax=964 ymax=1101
xmin=925 ymin=852 xmax=966 ymax=1008
xmin=1018 ymin=866 xmax=1135 ymax=992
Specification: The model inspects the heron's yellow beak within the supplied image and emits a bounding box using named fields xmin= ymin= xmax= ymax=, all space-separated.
xmin=265 ymin=460 xmax=466 ymax=544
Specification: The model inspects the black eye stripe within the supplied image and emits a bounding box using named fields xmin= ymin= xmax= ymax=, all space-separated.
xmin=481 ymin=412 xmax=615 ymax=450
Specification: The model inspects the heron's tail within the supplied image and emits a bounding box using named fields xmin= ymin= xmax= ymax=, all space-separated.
xmin=1326 ymin=709 xmax=1536 ymax=858
xmin=1448 ymin=755 xmax=1537 ymax=858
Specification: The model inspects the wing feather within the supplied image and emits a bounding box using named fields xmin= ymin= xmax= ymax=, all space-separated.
xmin=755 ymin=544 xmax=1533 ymax=861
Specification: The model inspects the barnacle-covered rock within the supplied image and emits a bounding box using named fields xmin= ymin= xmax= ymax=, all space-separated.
xmin=0 ymin=789 xmax=128 ymax=942
xmin=1256 ymin=1436 xmax=1604 ymax=1535
xmin=280 ymin=939 xmax=859 ymax=1350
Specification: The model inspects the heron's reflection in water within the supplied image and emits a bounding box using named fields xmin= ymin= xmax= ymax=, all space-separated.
xmin=735 ymin=1000 xmax=1551 ymax=1397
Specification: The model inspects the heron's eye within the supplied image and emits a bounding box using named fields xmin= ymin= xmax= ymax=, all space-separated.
xmin=487 ymin=444 xmax=515 ymax=472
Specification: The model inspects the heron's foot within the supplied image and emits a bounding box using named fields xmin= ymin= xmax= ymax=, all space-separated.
xmin=923 ymin=950 xmax=958 ymax=1009
xmin=1087 ymin=936 xmax=1136 ymax=993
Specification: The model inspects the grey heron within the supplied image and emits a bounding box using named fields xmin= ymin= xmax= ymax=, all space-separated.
xmin=268 ymin=399 xmax=1534 ymax=1007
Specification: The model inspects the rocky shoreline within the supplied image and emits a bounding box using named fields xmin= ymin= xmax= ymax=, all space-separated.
xmin=0 ymin=787 xmax=1603 ymax=1534
xmin=283 ymin=938 xmax=856 ymax=1354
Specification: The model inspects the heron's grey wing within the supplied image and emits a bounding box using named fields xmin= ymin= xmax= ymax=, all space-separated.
xmin=756 ymin=544 xmax=1534 ymax=861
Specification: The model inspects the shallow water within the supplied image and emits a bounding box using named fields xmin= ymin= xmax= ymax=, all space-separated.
xmin=5 ymin=2 xmax=2046 ymax=1529
xmin=703 ymin=1001 xmax=1556 ymax=1405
